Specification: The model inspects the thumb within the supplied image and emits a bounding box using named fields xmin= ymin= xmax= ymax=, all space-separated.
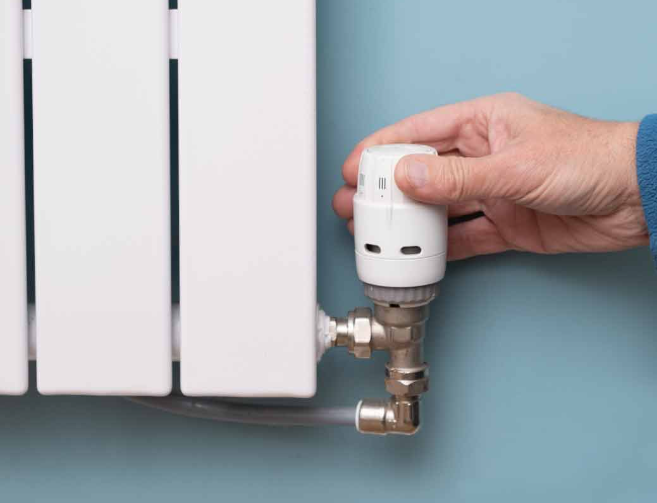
xmin=395 ymin=153 xmax=510 ymax=204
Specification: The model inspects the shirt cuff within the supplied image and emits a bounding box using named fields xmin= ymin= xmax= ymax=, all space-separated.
xmin=636 ymin=114 xmax=657 ymax=267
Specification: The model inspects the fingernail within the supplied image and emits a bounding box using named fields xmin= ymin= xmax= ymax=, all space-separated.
xmin=405 ymin=159 xmax=429 ymax=188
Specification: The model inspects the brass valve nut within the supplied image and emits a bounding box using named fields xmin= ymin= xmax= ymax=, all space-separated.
xmin=385 ymin=366 xmax=429 ymax=396
xmin=348 ymin=307 xmax=373 ymax=359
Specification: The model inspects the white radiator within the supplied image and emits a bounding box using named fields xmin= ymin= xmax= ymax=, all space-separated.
xmin=0 ymin=0 xmax=28 ymax=395
xmin=0 ymin=0 xmax=317 ymax=398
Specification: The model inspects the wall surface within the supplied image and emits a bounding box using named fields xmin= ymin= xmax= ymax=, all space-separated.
xmin=2 ymin=0 xmax=657 ymax=501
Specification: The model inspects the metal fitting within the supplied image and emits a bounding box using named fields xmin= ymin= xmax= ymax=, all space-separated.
xmin=356 ymin=397 xmax=421 ymax=436
xmin=384 ymin=365 xmax=429 ymax=396
xmin=330 ymin=283 xmax=437 ymax=436
xmin=350 ymin=307 xmax=373 ymax=359
xmin=332 ymin=307 xmax=373 ymax=359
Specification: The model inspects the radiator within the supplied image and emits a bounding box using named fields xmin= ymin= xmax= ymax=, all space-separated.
xmin=0 ymin=0 xmax=317 ymax=397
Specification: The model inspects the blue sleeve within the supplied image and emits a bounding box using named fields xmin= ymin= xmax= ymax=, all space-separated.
xmin=636 ymin=114 xmax=657 ymax=266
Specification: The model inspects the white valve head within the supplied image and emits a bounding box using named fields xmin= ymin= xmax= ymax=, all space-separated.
xmin=353 ymin=144 xmax=447 ymax=295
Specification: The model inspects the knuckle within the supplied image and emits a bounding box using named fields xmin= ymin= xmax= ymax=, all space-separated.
xmin=341 ymin=162 xmax=352 ymax=183
xmin=405 ymin=114 xmax=422 ymax=141
xmin=331 ymin=192 xmax=339 ymax=213
xmin=498 ymin=91 xmax=525 ymax=103
xmin=438 ymin=158 xmax=468 ymax=201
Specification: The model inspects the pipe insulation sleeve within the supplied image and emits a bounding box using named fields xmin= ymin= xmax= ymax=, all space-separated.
xmin=126 ymin=395 xmax=357 ymax=428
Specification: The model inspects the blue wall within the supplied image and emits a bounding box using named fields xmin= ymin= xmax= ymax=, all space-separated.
xmin=2 ymin=0 xmax=657 ymax=501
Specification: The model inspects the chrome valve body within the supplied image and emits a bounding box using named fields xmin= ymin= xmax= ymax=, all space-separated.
xmin=329 ymin=285 xmax=435 ymax=435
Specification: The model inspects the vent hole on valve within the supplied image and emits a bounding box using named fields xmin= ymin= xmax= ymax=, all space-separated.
xmin=401 ymin=246 xmax=422 ymax=255
xmin=365 ymin=244 xmax=381 ymax=254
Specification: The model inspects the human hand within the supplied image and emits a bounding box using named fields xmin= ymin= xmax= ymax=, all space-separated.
xmin=333 ymin=93 xmax=648 ymax=260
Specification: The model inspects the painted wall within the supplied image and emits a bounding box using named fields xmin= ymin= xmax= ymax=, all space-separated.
xmin=2 ymin=0 xmax=657 ymax=501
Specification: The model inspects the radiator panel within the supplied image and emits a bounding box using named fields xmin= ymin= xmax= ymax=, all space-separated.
xmin=0 ymin=0 xmax=28 ymax=395
xmin=178 ymin=0 xmax=317 ymax=396
xmin=32 ymin=0 xmax=171 ymax=395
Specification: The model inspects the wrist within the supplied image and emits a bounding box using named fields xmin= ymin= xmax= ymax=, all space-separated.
xmin=614 ymin=121 xmax=642 ymax=209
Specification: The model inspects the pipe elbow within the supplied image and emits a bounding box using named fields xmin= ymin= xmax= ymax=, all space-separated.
xmin=356 ymin=398 xmax=421 ymax=436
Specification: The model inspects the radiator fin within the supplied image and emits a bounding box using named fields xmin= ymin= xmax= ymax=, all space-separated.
xmin=178 ymin=0 xmax=317 ymax=397
xmin=0 ymin=0 xmax=28 ymax=395
xmin=32 ymin=0 xmax=172 ymax=395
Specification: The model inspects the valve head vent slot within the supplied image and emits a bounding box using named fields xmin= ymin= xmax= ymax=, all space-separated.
xmin=401 ymin=246 xmax=421 ymax=256
xmin=365 ymin=244 xmax=381 ymax=254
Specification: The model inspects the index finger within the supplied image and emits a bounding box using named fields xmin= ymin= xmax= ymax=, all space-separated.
xmin=342 ymin=98 xmax=490 ymax=186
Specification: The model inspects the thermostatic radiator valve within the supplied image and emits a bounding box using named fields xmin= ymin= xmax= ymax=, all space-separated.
xmin=326 ymin=144 xmax=448 ymax=435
